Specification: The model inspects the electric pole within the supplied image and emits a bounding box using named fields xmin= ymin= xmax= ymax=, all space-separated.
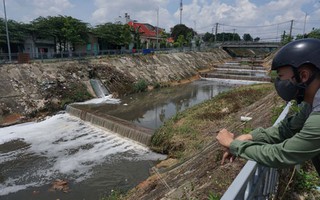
xmin=156 ymin=7 xmax=159 ymax=49
xmin=288 ymin=20 xmax=293 ymax=40
xmin=180 ymin=0 xmax=183 ymax=24
xmin=232 ymin=29 xmax=236 ymax=41
xmin=215 ymin=23 xmax=219 ymax=42
xmin=3 ymin=0 xmax=11 ymax=62
xmin=303 ymin=12 xmax=307 ymax=37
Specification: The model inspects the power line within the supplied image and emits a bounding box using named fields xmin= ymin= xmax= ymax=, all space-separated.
xmin=220 ymin=20 xmax=292 ymax=28
xmin=196 ymin=19 xmax=293 ymax=33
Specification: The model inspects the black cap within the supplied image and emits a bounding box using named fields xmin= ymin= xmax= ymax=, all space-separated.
xmin=271 ymin=38 xmax=320 ymax=70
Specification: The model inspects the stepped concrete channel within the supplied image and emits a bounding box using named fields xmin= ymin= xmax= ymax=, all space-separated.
xmin=66 ymin=105 xmax=154 ymax=146
xmin=200 ymin=61 xmax=271 ymax=82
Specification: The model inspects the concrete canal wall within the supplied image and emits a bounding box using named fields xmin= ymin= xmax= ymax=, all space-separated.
xmin=0 ymin=49 xmax=231 ymax=126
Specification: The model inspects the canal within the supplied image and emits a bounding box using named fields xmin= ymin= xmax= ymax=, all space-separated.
xmin=0 ymin=79 xmax=238 ymax=199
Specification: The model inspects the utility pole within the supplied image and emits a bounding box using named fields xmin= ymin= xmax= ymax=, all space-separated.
xmin=288 ymin=20 xmax=293 ymax=40
xmin=303 ymin=12 xmax=307 ymax=37
xmin=303 ymin=2 xmax=319 ymax=38
xmin=156 ymin=7 xmax=159 ymax=49
xmin=232 ymin=29 xmax=236 ymax=41
xmin=214 ymin=23 xmax=218 ymax=42
xmin=3 ymin=0 xmax=11 ymax=62
xmin=180 ymin=0 xmax=183 ymax=24
xmin=276 ymin=24 xmax=279 ymax=42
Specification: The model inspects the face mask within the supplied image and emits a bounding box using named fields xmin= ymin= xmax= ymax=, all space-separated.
xmin=274 ymin=77 xmax=307 ymax=104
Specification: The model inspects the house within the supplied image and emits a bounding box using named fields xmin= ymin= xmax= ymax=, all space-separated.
xmin=114 ymin=13 xmax=165 ymax=49
xmin=73 ymin=33 xmax=99 ymax=56
xmin=23 ymin=36 xmax=55 ymax=59
xmin=128 ymin=21 xmax=163 ymax=49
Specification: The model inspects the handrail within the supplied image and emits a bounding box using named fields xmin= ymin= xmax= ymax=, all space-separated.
xmin=221 ymin=102 xmax=292 ymax=200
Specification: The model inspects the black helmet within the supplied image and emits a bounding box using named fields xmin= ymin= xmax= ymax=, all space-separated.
xmin=272 ymin=38 xmax=320 ymax=70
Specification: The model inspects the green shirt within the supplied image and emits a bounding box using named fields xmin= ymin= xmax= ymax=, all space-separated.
xmin=230 ymin=90 xmax=320 ymax=168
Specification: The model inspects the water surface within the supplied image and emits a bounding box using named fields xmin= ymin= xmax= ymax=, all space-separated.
xmin=0 ymin=113 xmax=165 ymax=200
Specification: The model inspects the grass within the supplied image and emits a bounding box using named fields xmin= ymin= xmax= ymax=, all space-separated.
xmin=277 ymin=162 xmax=320 ymax=200
xmin=60 ymin=82 xmax=93 ymax=108
xmin=100 ymin=190 xmax=124 ymax=200
xmin=150 ymin=83 xmax=275 ymax=159
xmin=133 ymin=79 xmax=148 ymax=93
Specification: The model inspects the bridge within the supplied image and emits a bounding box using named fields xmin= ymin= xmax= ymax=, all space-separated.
xmin=220 ymin=42 xmax=281 ymax=48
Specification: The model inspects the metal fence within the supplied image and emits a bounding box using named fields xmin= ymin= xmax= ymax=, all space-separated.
xmin=0 ymin=46 xmax=212 ymax=64
xmin=221 ymin=102 xmax=292 ymax=200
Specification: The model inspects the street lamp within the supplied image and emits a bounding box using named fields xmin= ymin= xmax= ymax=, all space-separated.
xmin=3 ymin=0 xmax=11 ymax=62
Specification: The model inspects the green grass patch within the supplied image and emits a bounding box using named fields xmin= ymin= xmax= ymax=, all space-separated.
xmin=60 ymin=83 xmax=93 ymax=108
xmin=100 ymin=190 xmax=124 ymax=200
xmin=151 ymin=83 xmax=274 ymax=159
xmin=133 ymin=79 xmax=148 ymax=93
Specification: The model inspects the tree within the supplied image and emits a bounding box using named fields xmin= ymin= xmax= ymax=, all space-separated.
xmin=203 ymin=32 xmax=214 ymax=42
xmin=171 ymin=24 xmax=195 ymax=44
xmin=307 ymin=28 xmax=320 ymax=39
xmin=281 ymin=30 xmax=292 ymax=44
xmin=176 ymin=35 xmax=186 ymax=47
xmin=254 ymin=37 xmax=260 ymax=42
xmin=93 ymin=23 xmax=132 ymax=49
xmin=30 ymin=16 xmax=89 ymax=52
xmin=215 ymin=32 xmax=240 ymax=42
xmin=243 ymin=33 xmax=253 ymax=41
xmin=0 ymin=18 xmax=26 ymax=52
xmin=131 ymin=25 xmax=141 ymax=49
xmin=62 ymin=16 xmax=89 ymax=48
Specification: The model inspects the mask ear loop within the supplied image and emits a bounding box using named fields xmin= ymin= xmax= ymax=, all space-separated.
xmin=292 ymin=67 xmax=301 ymax=83
xmin=293 ymin=66 xmax=317 ymax=103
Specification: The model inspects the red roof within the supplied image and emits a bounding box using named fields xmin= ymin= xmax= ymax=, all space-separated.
xmin=128 ymin=21 xmax=162 ymax=38
xmin=166 ymin=37 xmax=174 ymax=43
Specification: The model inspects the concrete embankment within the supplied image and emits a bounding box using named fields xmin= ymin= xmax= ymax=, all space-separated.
xmin=0 ymin=50 xmax=231 ymax=126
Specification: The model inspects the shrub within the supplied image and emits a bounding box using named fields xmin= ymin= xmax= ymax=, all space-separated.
xmin=133 ymin=79 xmax=148 ymax=93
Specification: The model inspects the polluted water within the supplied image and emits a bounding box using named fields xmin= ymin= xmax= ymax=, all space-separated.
xmin=0 ymin=95 xmax=166 ymax=199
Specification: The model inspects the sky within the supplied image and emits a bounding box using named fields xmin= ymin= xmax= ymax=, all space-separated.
xmin=0 ymin=0 xmax=320 ymax=41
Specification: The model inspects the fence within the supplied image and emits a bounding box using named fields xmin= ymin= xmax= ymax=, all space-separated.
xmin=221 ymin=102 xmax=292 ymax=200
xmin=0 ymin=46 xmax=212 ymax=64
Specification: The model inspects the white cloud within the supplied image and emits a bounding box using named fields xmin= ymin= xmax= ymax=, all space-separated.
xmin=92 ymin=0 xmax=168 ymax=23
xmin=2 ymin=0 xmax=318 ymax=41
xmin=32 ymin=0 xmax=74 ymax=17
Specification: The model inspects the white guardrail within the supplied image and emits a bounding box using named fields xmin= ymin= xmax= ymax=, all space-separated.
xmin=221 ymin=102 xmax=292 ymax=200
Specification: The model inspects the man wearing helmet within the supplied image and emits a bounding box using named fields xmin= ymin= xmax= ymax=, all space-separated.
xmin=216 ymin=38 xmax=320 ymax=173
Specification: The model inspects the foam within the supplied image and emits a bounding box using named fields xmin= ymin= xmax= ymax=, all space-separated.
xmin=0 ymin=113 xmax=166 ymax=196
xmin=200 ymin=77 xmax=270 ymax=85
xmin=74 ymin=94 xmax=121 ymax=105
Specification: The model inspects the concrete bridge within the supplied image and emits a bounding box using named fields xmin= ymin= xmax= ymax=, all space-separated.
xmin=218 ymin=41 xmax=281 ymax=57
xmin=220 ymin=41 xmax=281 ymax=48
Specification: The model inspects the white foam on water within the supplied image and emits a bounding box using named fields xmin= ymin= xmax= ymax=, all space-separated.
xmin=0 ymin=113 xmax=166 ymax=196
xmin=74 ymin=94 xmax=121 ymax=105
xmin=200 ymin=77 xmax=270 ymax=85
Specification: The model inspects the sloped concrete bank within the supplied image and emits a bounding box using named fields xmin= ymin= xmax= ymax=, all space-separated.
xmin=0 ymin=49 xmax=231 ymax=126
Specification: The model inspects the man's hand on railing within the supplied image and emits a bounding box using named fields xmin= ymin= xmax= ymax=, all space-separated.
xmin=216 ymin=128 xmax=234 ymax=148
xmin=217 ymin=129 xmax=253 ymax=165
xmin=216 ymin=129 xmax=235 ymax=165
xmin=221 ymin=150 xmax=236 ymax=165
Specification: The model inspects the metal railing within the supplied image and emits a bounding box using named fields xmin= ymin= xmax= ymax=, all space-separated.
xmin=221 ymin=102 xmax=292 ymax=200
xmin=0 ymin=46 xmax=214 ymax=64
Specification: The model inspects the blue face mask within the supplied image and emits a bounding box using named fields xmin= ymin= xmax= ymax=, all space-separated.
xmin=274 ymin=77 xmax=307 ymax=103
